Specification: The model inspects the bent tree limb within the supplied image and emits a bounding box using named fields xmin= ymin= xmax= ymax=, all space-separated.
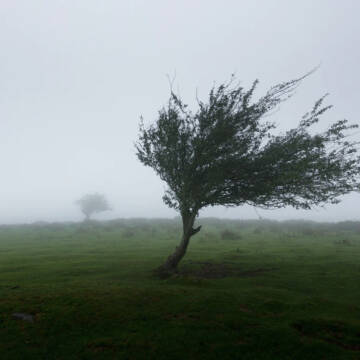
xmin=158 ymin=212 xmax=201 ymax=274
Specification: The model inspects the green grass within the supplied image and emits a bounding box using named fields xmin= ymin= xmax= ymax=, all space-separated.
xmin=0 ymin=218 xmax=360 ymax=359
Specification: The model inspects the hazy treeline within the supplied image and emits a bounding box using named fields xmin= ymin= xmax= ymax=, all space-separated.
xmin=1 ymin=218 xmax=360 ymax=235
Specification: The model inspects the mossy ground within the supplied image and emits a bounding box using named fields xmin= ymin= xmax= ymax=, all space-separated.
xmin=0 ymin=218 xmax=359 ymax=359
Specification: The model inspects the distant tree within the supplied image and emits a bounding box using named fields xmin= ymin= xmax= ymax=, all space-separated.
xmin=136 ymin=73 xmax=360 ymax=274
xmin=76 ymin=193 xmax=111 ymax=221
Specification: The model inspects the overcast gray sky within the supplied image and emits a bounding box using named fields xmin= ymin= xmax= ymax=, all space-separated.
xmin=0 ymin=0 xmax=359 ymax=223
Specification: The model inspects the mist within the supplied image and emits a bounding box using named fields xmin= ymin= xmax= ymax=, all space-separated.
xmin=1 ymin=0 xmax=359 ymax=224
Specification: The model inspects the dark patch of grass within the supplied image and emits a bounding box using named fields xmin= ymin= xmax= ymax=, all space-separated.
xmin=293 ymin=319 xmax=360 ymax=351
xmin=180 ymin=261 xmax=278 ymax=279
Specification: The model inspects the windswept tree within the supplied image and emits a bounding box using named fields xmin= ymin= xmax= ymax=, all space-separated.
xmin=76 ymin=193 xmax=111 ymax=221
xmin=136 ymin=73 xmax=360 ymax=274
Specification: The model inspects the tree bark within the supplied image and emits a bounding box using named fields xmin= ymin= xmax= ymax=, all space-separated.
xmin=157 ymin=212 xmax=201 ymax=275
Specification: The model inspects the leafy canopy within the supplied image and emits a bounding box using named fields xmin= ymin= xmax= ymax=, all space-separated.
xmin=136 ymin=74 xmax=360 ymax=216
xmin=76 ymin=193 xmax=111 ymax=219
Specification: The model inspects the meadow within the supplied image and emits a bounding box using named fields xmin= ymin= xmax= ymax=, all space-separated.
xmin=0 ymin=218 xmax=359 ymax=359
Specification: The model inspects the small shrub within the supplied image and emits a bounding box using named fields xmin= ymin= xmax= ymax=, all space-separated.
xmin=75 ymin=225 xmax=90 ymax=234
xmin=198 ymin=232 xmax=217 ymax=243
xmin=268 ymin=224 xmax=282 ymax=234
xmin=334 ymin=238 xmax=352 ymax=246
xmin=102 ymin=225 xmax=114 ymax=232
xmin=123 ymin=229 xmax=135 ymax=238
xmin=221 ymin=230 xmax=241 ymax=241
xmin=301 ymin=228 xmax=316 ymax=236
xmin=138 ymin=223 xmax=153 ymax=232
xmin=253 ymin=227 xmax=263 ymax=234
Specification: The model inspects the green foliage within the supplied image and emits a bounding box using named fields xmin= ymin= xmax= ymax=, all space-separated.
xmin=76 ymin=193 xmax=111 ymax=220
xmin=136 ymin=74 xmax=360 ymax=215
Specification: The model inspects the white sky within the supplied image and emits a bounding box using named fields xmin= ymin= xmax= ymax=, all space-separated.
xmin=0 ymin=0 xmax=359 ymax=223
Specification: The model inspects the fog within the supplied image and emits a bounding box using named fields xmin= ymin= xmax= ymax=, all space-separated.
xmin=0 ymin=0 xmax=359 ymax=224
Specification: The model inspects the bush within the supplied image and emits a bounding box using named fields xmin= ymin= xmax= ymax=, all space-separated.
xmin=253 ymin=227 xmax=263 ymax=234
xmin=300 ymin=228 xmax=316 ymax=236
xmin=221 ymin=230 xmax=241 ymax=241
xmin=334 ymin=239 xmax=352 ymax=246
xmin=123 ymin=228 xmax=135 ymax=238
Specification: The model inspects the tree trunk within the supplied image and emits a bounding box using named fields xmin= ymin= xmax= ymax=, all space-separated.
xmin=157 ymin=212 xmax=201 ymax=275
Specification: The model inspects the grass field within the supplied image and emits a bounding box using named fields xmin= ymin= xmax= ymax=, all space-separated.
xmin=0 ymin=218 xmax=359 ymax=359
